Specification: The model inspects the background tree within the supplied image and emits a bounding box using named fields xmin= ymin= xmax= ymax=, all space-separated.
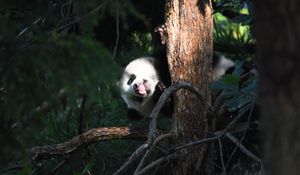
xmin=255 ymin=1 xmax=300 ymax=175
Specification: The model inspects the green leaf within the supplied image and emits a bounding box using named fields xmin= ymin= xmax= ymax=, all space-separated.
xmin=16 ymin=167 xmax=32 ymax=175
xmin=231 ymin=14 xmax=252 ymax=25
xmin=211 ymin=79 xmax=236 ymax=90
xmin=222 ymin=75 xmax=240 ymax=86
xmin=211 ymin=71 xmax=257 ymax=112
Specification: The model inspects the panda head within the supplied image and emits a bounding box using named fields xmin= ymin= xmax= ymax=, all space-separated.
xmin=120 ymin=57 xmax=160 ymax=100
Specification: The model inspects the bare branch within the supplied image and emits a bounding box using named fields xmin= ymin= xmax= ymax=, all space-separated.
xmin=50 ymin=1 xmax=108 ymax=33
xmin=225 ymin=132 xmax=262 ymax=163
xmin=135 ymin=136 xmax=217 ymax=175
xmin=135 ymin=111 xmax=259 ymax=175
xmin=134 ymin=134 xmax=173 ymax=174
xmin=174 ymin=107 xmax=249 ymax=152
xmin=130 ymin=82 xmax=212 ymax=174
xmin=135 ymin=156 xmax=167 ymax=175
xmin=32 ymin=127 xmax=147 ymax=161
xmin=113 ymin=144 xmax=150 ymax=175
xmin=218 ymin=139 xmax=227 ymax=175
xmin=133 ymin=82 xmax=253 ymax=174
xmin=112 ymin=0 xmax=120 ymax=60
xmin=225 ymin=132 xmax=265 ymax=174
xmin=16 ymin=17 xmax=44 ymax=39
xmin=224 ymin=103 xmax=254 ymax=169
xmin=148 ymin=82 xmax=212 ymax=141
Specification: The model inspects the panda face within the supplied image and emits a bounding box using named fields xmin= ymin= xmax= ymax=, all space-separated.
xmin=126 ymin=74 xmax=148 ymax=96
xmin=123 ymin=73 xmax=156 ymax=98
xmin=120 ymin=58 xmax=160 ymax=100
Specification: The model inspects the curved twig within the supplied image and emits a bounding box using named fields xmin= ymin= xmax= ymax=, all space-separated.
xmin=148 ymin=82 xmax=212 ymax=141
xmin=134 ymin=133 xmax=173 ymax=174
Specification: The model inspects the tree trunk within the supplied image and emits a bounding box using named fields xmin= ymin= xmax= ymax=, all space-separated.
xmin=165 ymin=0 xmax=214 ymax=174
xmin=255 ymin=1 xmax=300 ymax=175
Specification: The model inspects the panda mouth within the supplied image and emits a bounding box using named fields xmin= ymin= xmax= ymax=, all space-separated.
xmin=134 ymin=83 xmax=150 ymax=96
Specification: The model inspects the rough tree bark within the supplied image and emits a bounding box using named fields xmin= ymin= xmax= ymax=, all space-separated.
xmin=255 ymin=1 xmax=300 ymax=175
xmin=165 ymin=0 xmax=213 ymax=174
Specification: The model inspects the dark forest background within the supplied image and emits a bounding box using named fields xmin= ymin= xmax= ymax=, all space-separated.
xmin=0 ymin=0 xmax=256 ymax=174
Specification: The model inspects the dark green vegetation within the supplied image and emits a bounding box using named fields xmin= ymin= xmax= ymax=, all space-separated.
xmin=0 ymin=0 xmax=258 ymax=174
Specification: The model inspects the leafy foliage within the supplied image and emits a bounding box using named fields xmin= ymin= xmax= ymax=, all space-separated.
xmin=213 ymin=1 xmax=260 ymax=174
xmin=0 ymin=0 xmax=163 ymax=173
xmin=213 ymin=0 xmax=255 ymax=58
xmin=211 ymin=61 xmax=256 ymax=113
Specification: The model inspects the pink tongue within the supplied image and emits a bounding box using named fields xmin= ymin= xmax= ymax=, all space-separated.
xmin=137 ymin=84 xmax=147 ymax=95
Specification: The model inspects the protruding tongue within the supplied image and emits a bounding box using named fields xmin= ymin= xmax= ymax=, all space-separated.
xmin=136 ymin=84 xmax=147 ymax=95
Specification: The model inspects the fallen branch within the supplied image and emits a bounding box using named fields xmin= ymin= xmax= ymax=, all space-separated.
xmin=32 ymin=127 xmax=147 ymax=161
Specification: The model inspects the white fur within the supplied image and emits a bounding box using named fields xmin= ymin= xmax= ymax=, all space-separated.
xmin=120 ymin=57 xmax=160 ymax=117
xmin=213 ymin=55 xmax=234 ymax=81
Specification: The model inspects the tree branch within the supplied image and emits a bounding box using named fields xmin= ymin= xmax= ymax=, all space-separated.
xmin=32 ymin=127 xmax=147 ymax=161
xmin=225 ymin=132 xmax=261 ymax=163
xmin=134 ymin=105 xmax=257 ymax=175
xmin=134 ymin=134 xmax=173 ymax=174
xmin=113 ymin=143 xmax=150 ymax=175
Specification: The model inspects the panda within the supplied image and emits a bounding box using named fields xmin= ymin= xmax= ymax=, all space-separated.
xmin=119 ymin=53 xmax=235 ymax=119
xmin=212 ymin=53 xmax=235 ymax=81
xmin=119 ymin=56 xmax=172 ymax=119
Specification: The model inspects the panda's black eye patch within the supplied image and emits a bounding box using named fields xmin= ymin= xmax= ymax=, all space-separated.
xmin=127 ymin=74 xmax=136 ymax=85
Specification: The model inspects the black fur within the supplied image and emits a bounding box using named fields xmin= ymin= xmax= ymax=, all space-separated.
xmin=127 ymin=108 xmax=144 ymax=120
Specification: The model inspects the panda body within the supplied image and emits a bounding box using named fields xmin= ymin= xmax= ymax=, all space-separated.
xmin=212 ymin=54 xmax=235 ymax=81
xmin=120 ymin=55 xmax=234 ymax=118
